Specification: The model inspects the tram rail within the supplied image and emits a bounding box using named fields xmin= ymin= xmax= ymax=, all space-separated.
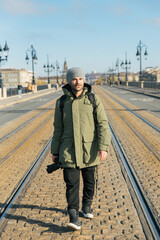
xmin=96 ymin=87 xmax=160 ymax=160
xmin=94 ymin=86 xmax=160 ymax=228
xmin=0 ymin=137 xmax=52 ymax=233
xmin=0 ymin=97 xmax=57 ymax=164
xmin=0 ymin=86 xmax=159 ymax=239
xmin=99 ymin=89 xmax=160 ymax=161
xmin=0 ymin=116 xmax=51 ymax=166
xmin=101 ymin=87 xmax=160 ymax=132
xmin=0 ymin=124 xmax=159 ymax=239
xmin=0 ymin=107 xmax=55 ymax=216
xmin=110 ymin=124 xmax=160 ymax=240
xmin=0 ymin=100 xmax=56 ymax=143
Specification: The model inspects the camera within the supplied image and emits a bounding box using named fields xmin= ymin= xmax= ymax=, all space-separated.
xmin=46 ymin=158 xmax=62 ymax=174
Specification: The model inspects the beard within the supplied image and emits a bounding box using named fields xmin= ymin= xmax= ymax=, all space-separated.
xmin=71 ymin=84 xmax=84 ymax=92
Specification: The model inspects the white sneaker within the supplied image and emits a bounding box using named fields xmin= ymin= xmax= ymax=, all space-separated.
xmin=81 ymin=206 xmax=93 ymax=219
xmin=67 ymin=222 xmax=81 ymax=231
xmin=67 ymin=209 xmax=81 ymax=231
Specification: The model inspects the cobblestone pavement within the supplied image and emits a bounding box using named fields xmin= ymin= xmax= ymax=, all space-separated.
xmin=94 ymin=86 xmax=160 ymax=226
xmin=0 ymin=101 xmax=55 ymax=206
xmin=0 ymin=145 xmax=146 ymax=240
xmin=1 ymin=86 xmax=159 ymax=239
xmin=102 ymin=87 xmax=160 ymax=129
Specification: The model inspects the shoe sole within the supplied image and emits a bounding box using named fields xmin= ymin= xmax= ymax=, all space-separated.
xmin=81 ymin=210 xmax=93 ymax=219
xmin=67 ymin=223 xmax=81 ymax=231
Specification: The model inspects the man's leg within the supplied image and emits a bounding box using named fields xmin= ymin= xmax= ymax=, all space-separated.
xmin=63 ymin=167 xmax=80 ymax=210
xmin=63 ymin=167 xmax=81 ymax=230
xmin=81 ymin=166 xmax=96 ymax=219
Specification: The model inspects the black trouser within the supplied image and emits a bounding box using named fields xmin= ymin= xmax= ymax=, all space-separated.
xmin=63 ymin=166 xmax=96 ymax=211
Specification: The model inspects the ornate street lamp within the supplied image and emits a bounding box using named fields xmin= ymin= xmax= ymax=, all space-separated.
xmin=115 ymin=58 xmax=121 ymax=83
xmin=43 ymin=55 xmax=54 ymax=84
xmin=108 ymin=65 xmax=115 ymax=85
xmin=136 ymin=40 xmax=148 ymax=82
xmin=55 ymin=61 xmax=60 ymax=84
xmin=0 ymin=41 xmax=9 ymax=97
xmin=120 ymin=52 xmax=131 ymax=82
xmin=25 ymin=44 xmax=38 ymax=85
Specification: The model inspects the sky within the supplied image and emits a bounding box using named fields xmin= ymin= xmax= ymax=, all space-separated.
xmin=0 ymin=0 xmax=160 ymax=77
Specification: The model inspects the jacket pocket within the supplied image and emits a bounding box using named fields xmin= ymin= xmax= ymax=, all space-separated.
xmin=59 ymin=138 xmax=75 ymax=164
xmin=82 ymin=136 xmax=98 ymax=164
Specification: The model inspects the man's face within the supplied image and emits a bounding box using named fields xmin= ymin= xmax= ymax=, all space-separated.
xmin=70 ymin=77 xmax=84 ymax=92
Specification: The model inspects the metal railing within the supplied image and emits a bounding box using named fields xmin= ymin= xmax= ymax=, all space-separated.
xmin=7 ymin=88 xmax=18 ymax=97
xmin=7 ymin=87 xmax=31 ymax=97
xmin=37 ymin=84 xmax=48 ymax=91
xmin=143 ymin=81 xmax=160 ymax=89
xmin=4 ymin=84 xmax=56 ymax=97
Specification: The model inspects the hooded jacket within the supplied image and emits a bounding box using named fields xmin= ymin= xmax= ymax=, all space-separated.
xmin=51 ymin=83 xmax=111 ymax=169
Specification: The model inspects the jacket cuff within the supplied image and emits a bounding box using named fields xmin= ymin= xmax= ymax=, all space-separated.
xmin=98 ymin=144 xmax=109 ymax=152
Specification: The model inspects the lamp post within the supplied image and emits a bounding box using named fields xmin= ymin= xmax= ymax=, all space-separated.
xmin=115 ymin=58 xmax=120 ymax=83
xmin=120 ymin=52 xmax=131 ymax=82
xmin=43 ymin=55 xmax=54 ymax=84
xmin=108 ymin=66 xmax=115 ymax=85
xmin=25 ymin=44 xmax=38 ymax=85
xmin=55 ymin=61 xmax=60 ymax=84
xmin=0 ymin=41 xmax=9 ymax=97
xmin=136 ymin=40 xmax=148 ymax=82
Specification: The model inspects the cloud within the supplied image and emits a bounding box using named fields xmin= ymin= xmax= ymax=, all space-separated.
xmin=1 ymin=0 xmax=39 ymax=15
xmin=143 ymin=17 xmax=160 ymax=27
xmin=69 ymin=0 xmax=88 ymax=18
xmin=106 ymin=5 xmax=132 ymax=16
xmin=26 ymin=32 xmax=50 ymax=40
xmin=64 ymin=0 xmax=92 ymax=32
xmin=142 ymin=17 xmax=160 ymax=27
xmin=71 ymin=21 xmax=95 ymax=32
xmin=0 ymin=0 xmax=56 ymax=16
xmin=154 ymin=18 xmax=160 ymax=26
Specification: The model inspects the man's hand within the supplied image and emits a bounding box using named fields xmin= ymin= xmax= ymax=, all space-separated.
xmin=98 ymin=150 xmax=108 ymax=163
xmin=52 ymin=154 xmax=58 ymax=163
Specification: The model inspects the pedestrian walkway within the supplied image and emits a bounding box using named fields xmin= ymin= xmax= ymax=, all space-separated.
xmin=0 ymin=88 xmax=61 ymax=109
xmin=113 ymin=85 xmax=160 ymax=99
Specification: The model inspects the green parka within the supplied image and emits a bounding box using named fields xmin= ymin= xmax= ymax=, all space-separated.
xmin=51 ymin=83 xmax=111 ymax=169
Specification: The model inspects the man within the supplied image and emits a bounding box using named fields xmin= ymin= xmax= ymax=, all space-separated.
xmin=51 ymin=67 xmax=111 ymax=231
xmin=18 ymin=83 xmax=22 ymax=97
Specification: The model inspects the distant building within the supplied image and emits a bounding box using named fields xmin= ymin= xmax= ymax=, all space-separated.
xmin=61 ymin=59 xmax=68 ymax=84
xmin=1 ymin=68 xmax=33 ymax=87
xmin=118 ymin=67 xmax=160 ymax=82
xmin=63 ymin=59 xmax=68 ymax=73
xmin=118 ymin=72 xmax=139 ymax=82
xmin=37 ymin=76 xmax=60 ymax=84
xmin=143 ymin=66 xmax=160 ymax=82
xmin=85 ymin=72 xmax=102 ymax=83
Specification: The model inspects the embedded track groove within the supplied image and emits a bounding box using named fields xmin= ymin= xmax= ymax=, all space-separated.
xmin=94 ymin=86 xmax=160 ymax=227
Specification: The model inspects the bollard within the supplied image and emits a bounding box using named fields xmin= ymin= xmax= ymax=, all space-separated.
xmin=32 ymin=85 xmax=37 ymax=93
xmin=140 ymin=81 xmax=144 ymax=88
xmin=3 ymin=87 xmax=7 ymax=98
xmin=0 ymin=87 xmax=7 ymax=98
xmin=34 ymin=85 xmax=37 ymax=92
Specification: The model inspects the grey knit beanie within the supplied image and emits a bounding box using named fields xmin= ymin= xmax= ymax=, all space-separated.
xmin=66 ymin=67 xmax=85 ymax=84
